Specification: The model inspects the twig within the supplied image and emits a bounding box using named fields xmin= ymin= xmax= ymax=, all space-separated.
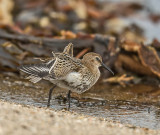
xmin=76 ymin=48 xmax=90 ymax=58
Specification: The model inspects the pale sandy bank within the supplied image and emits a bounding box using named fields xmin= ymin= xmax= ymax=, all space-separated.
xmin=0 ymin=100 xmax=159 ymax=135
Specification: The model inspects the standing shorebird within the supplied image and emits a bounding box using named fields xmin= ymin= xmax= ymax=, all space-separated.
xmin=20 ymin=43 xmax=114 ymax=110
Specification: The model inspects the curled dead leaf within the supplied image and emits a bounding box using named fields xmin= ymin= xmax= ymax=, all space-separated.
xmin=118 ymin=41 xmax=160 ymax=78
xmin=138 ymin=45 xmax=160 ymax=78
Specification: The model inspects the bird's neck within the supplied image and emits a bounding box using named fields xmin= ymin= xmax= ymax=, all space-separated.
xmin=82 ymin=60 xmax=100 ymax=77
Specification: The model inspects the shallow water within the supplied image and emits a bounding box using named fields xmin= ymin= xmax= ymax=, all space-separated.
xmin=0 ymin=74 xmax=160 ymax=129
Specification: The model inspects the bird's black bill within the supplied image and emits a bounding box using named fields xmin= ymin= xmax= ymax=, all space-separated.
xmin=101 ymin=62 xmax=114 ymax=75
xmin=96 ymin=57 xmax=114 ymax=75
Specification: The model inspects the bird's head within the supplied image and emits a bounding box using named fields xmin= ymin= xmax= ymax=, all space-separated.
xmin=82 ymin=52 xmax=114 ymax=75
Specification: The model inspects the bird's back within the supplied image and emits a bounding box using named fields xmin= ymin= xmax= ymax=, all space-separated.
xmin=48 ymin=54 xmax=82 ymax=79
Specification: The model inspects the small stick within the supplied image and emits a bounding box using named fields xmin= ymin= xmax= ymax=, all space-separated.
xmin=76 ymin=48 xmax=90 ymax=58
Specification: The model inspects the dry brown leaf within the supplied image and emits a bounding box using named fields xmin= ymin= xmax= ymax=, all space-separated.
xmin=60 ymin=30 xmax=77 ymax=39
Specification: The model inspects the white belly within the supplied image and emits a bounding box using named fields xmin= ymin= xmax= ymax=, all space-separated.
xmin=65 ymin=72 xmax=82 ymax=87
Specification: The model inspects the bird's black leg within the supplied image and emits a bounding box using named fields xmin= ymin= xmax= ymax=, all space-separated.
xmin=47 ymin=85 xmax=56 ymax=107
xmin=67 ymin=90 xmax=71 ymax=110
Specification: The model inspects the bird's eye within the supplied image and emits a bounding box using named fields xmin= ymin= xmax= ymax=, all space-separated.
xmin=96 ymin=57 xmax=100 ymax=61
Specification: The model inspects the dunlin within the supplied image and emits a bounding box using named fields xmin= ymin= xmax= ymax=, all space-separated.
xmin=20 ymin=43 xmax=114 ymax=110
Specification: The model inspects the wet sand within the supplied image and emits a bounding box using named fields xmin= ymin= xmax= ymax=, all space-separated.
xmin=0 ymin=100 xmax=159 ymax=135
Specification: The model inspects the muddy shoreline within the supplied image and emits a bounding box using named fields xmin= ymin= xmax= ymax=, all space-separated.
xmin=0 ymin=100 xmax=159 ymax=135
